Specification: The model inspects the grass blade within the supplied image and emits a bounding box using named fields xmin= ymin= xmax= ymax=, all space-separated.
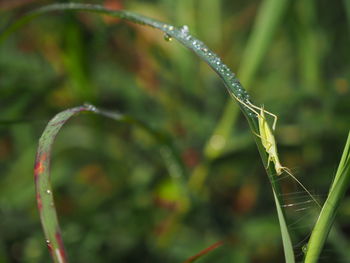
xmin=34 ymin=106 xmax=87 ymax=263
xmin=304 ymin=131 xmax=350 ymax=263
xmin=34 ymin=104 xmax=188 ymax=262
xmin=273 ymin=189 xmax=295 ymax=262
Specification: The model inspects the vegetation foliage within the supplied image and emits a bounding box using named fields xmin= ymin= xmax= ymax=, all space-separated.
xmin=1 ymin=0 xmax=350 ymax=262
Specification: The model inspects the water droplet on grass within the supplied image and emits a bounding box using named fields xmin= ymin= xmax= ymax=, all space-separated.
xmin=185 ymin=35 xmax=192 ymax=41
xmin=302 ymin=244 xmax=308 ymax=254
xmin=163 ymin=33 xmax=172 ymax=42
xmin=180 ymin=25 xmax=189 ymax=38
xmin=83 ymin=103 xmax=97 ymax=112
xmin=46 ymin=189 xmax=51 ymax=195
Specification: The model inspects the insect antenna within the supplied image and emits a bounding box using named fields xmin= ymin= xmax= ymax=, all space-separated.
xmin=282 ymin=168 xmax=321 ymax=208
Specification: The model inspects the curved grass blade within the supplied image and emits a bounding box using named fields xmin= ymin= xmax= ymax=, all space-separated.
xmin=304 ymin=131 xmax=350 ymax=263
xmin=3 ymin=4 xmax=294 ymax=261
xmin=0 ymin=3 xmax=255 ymax=122
xmin=34 ymin=104 xmax=188 ymax=263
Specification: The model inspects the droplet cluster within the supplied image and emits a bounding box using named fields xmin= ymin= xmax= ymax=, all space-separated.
xmin=179 ymin=25 xmax=189 ymax=37
xmin=160 ymin=23 xmax=256 ymax=118
xmin=162 ymin=24 xmax=175 ymax=42
xmin=83 ymin=103 xmax=98 ymax=112
xmin=163 ymin=33 xmax=172 ymax=42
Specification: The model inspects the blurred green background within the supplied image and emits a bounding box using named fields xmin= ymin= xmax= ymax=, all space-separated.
xmin=1 ymin=0 xmax=350 ymax=262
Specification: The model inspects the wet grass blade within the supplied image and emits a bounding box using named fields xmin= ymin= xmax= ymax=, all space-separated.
xmin=204 ymin=0 xmax=289 ymax=159
xmin=2 ymin=3 xmax=294 ymax=261
xmin=0 ymin=3 xmax=261 ymax=124
xmin=304 ymin=132 xmax=350 ymax=263
xmin=34 ymin=104 xmax=188 ymax=262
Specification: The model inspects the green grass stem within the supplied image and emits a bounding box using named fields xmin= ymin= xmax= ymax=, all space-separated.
xmin=304 ymin=131 xmax=350 ymax=263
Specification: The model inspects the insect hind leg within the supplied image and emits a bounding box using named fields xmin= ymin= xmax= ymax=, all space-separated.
xmin=246 ymin=101 xmax=278 ymax=131
xmin=227 ymin=92 xmax=260 ymax=116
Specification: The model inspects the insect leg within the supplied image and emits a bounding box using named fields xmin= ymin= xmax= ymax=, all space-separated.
xmin=227 ymin=92 xmax=260 ymax=116
xmin=246 ymin=101 xmax=278 ymax=131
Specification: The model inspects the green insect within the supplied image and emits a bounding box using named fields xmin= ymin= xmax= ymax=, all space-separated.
xmin=231 ymin=93 xmax=321 ymax=208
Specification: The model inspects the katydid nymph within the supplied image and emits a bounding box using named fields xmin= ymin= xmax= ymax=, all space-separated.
xmin=230 ymin=93 xmax=321 ymax=208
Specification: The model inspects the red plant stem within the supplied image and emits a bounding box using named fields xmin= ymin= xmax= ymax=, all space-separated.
xmin=182 ymin=241 xmax=224 ymax=263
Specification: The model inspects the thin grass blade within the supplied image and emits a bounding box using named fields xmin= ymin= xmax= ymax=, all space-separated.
xmin=304 ymin=131 xmax=350 ymax=263
xmin=34 ymin=104 xmax=188 ymax=262
xmin=273 ymin=189 xmax=295 ymax=263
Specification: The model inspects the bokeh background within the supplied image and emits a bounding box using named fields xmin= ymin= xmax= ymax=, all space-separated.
xmin=1 ymin=0 xmax=350 ymax=262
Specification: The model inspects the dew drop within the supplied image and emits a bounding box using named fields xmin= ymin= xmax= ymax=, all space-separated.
xmin=180 ymin=25 xmax=189 ymax=36
xmin=83 ymin=103 xmax=97 ymax=112
xmin=185 ymin=35 xmax=192 ymax=41
xmin=46 ymin=189 xmax=51 ymax=195
xmin=234 ymin=82 xmax=242 ymax=90
xmin=46 ymin=239 xmax=51 ymax=244
xmin=248 ymin=111 xmax=258 ymax=118
xmin=194 ymin=39 xmax=204 ymax=49
xmin=302 ymin=244 xmax=308 ymax=254
xmin=168 ymin=25 xmax=174 ymax=31
xmin=163 ymin=33 xmax=172 ymax=42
